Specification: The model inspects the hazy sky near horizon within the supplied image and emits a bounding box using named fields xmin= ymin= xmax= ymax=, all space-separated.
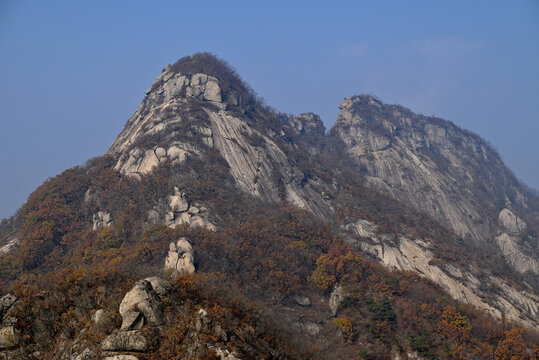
xmin=0 ymin=0 xmax=538 ymax=219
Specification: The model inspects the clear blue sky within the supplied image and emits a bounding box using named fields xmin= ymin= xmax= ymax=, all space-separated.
xmin=1 ymin=0 xmax=538 ymax=219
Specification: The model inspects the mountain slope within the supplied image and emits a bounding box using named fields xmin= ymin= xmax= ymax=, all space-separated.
xmin=326 ymin=95 xmax=539 ymax=327
xmin=0 ymin=53 xmax=537 ymax=359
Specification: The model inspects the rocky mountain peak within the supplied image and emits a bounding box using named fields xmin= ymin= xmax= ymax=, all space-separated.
xmin=330 ymin=93 xmax=535 ymax=245
xmin=106 ymin=54 xmax=334 ymax=219
xmin=141 ymin=53 xmax=255 ymax=110
xmin=289 ymin=113 xmax=325 ymax=137
xmin=284 ymin=113 xmax=326 ymax=156
xmin=339 ymin=94 xmax=383 ymax=109
xmin=336 ymin=94 xmax=420 ymax=133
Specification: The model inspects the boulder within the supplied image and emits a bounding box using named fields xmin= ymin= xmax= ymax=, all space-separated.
xmin=329 ymin=284 xmax=343 ymax=316
xmin=177 ymin=212 xmax=191 ymax=225
xmin=163 ymin=74 xmax=188 ymax=99
xmin=0 ymin=326 xmax=20 ymax=350
xmin=293 ymin=295 xmax=311 ymax=307
xmin=154 ymin=147 xmax=167 ymax=158
xmin=101 ymin=330 xmax=147 ymax=352
xmin=190 ymin=73 xmax=208 ymax=86
xmin=115 ymin=147 xmax=160 ymax=177
xmin=293 ymin=321 xmax=321 ymax=336
xmin=145 ymin=276 xmax=171 ymax=297
xmin=119 ymin=280 xmax=164 ymax=328
xmin=204 ymin=79 xmax=222 ymax=102
xmin=120 ymin=310 xmax=144 ymax=331
xmin=147 ymin=209 xmax=161 ymax=224
xmin=166 ymin=145 xmax=189 ymax=163
xmin=498 ymin=208 xmax=526 ymax=234
xmin=213 ymin=346 xmax=241 ymax=360
xmin=92 ymin=309 xmax=107 ymax=327
xmin=104 ymin=356 xmax=140 ymax=360
xmin=0 ymin=294 xmax=17 ymax=316
xmin=169 ymin=188 xmax=189 ymax=213
xmin=93 ymin=211 xmax=113 ymax=230
xmin=165 ymin=238 xmax=195 ymax=276
xmin=195 ymin=308 xmax=211 ymax=332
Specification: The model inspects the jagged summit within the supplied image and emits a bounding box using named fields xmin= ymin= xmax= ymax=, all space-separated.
xmin=338 ymin=94 xmax=453 ymax=130
xmin=107 ymin=53 xmax=334 ymax=218
xmin=132 ymin=52 xmax=258 ymax=118
xmin=339 ymin=94 xmax=384 ymax=108
xmin=169 ymin=52 xmax=256 ymax=103
xmin=331 ymin=93 xmax=529 ymax=243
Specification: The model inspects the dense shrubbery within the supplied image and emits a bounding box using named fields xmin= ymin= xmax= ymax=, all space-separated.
xmin=2 ymin=172 xmax=537 ymax=359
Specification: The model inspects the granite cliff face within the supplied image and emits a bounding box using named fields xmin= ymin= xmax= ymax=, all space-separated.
xmin=328 ymin=95 xmax=538 ymax=327
xmin=330 ymin=95 xmax=529 ymax=244
xmin=329 ymin=95 xmax=538 ymax=271
xmin=1 ymin=53 xmax=538 ymax=358
xmin=101 ymin=62 xmax=539 ymax=328
xmin=107 ymin=63 xmax=333 ymax=220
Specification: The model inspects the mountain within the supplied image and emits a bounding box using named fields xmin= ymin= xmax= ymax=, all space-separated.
xmin=0 ymin=53 xmax=537 ymax=359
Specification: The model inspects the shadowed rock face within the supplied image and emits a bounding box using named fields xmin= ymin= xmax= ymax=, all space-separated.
xmin=101 ymin=57 xmax=538 ymax=329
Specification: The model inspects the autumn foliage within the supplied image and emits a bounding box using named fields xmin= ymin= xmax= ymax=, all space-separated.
xmin=0 ymin=153 xmax=537 ymax=359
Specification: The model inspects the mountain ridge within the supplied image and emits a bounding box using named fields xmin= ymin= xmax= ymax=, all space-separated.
xmin=0 ymin=53 xmax=537 ymax=359
xmin=101 ymin=53 xmax=539 ymax=328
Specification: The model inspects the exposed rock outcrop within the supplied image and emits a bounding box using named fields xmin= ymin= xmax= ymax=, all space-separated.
xmin=285 ymin=113 xmax=326 ymax=156
xmin=101 ymin=331 xmax=148 ymax=352
xmin=103 ymin=355 xmax=140 ymax=360
xmin=341 ymin=220 xmax=539 ymax=328
xmin=180 ymin=307 xmax=240 ymax=360
xmin=118 ymin=277 xmax=170 ymax=330
xmin=293 ymin=295 xmax=311 ymax=307
xmin=213 ymin=346 xmax=241 ymax=360
xmin=91 ymin=309 xmax=107 ymax=328
xmin=163 ymin=188 xmax=215 ymax=230
xmin=499 ymin=208 xmax=527 ymax=234
xmin=0 ymin=326 xmax=19 ymax=350
xmin=41 ymin=55 xmax=539 ymax=336
xmin=329 ymin=284 xmax=343 ymax=317
xmin=92 ymin=211 xmax=112 ymax=230
xmin=107 ymin=65 xmax=334 ymax=220
xmin=293 ymin=321 xmax=321 ymax=336
xmin=329 ymin=95 xmax=538 ymax=328
xmin=495 ymin=233 xmax=539 ymax=274
xmin=0 ymin=295 xmax=16 ymax=317
xmin=329 ymin=95 xmax=527 ymax=246
xmin=97 ymin=277 xmax=171 ymax=355
xmin=495 ymin=208 xmax=538 ymax=274
xmin=164 ymin=238 xmax=195 ymax=276
xmin=0 ymin=235 xmax=19 ymax=256
xmin=0 ymin=295 xmax=18 ymax=351
xmin=115 ymin=143 xmax=197 ymax=178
